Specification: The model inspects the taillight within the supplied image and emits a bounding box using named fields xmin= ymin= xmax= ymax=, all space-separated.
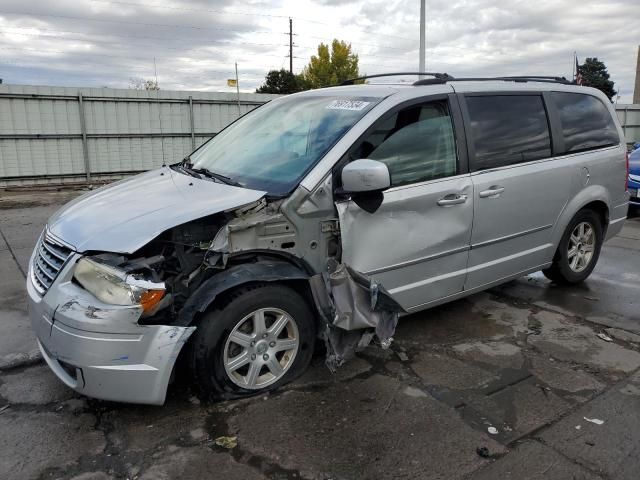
xmin=626 ymin=151 xmax=630 ymax=191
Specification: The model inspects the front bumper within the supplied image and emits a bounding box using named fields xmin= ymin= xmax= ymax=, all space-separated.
xmin=27 ymin=253 xmax=195 ymax=405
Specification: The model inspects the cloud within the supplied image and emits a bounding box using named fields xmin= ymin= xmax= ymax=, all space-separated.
xmin=0 ymin=0 xmax=636 ymax=101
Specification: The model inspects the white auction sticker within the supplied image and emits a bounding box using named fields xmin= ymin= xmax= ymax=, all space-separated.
xmin=326 ymin=100 xmax=371 ymax=111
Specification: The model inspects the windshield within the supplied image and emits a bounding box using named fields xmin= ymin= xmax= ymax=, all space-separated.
xmin=189 ymin=95 xmax=380 ymax=195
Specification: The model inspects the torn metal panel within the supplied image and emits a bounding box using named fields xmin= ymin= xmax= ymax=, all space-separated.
xmin=328 ymin=263 xmax=401 ymax=334
xmin=311 ymin=263 xmax=404 ymax=371
xmin=211 ymin=205 xmax=298 ymax=254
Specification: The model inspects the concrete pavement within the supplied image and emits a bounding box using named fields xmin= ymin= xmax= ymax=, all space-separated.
xmin=1 ymin=190 xmax=639 ymax=480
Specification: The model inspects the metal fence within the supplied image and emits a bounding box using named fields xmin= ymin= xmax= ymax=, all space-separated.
xmin=0 ymin=83 xmax=638 ymax=188
xmin=616 ymin=104 xmax=640 ymax=147
xmin=0 ymin=84 xmax=279 ymax=187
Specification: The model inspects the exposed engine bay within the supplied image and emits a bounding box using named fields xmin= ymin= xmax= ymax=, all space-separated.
xmin=77 ymin=195 xmax=404 ymax=370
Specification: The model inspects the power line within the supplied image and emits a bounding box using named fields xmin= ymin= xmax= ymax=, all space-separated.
xmin=288 ymin=18 xmax=293 ymax=73
xmin=0 ymin=46 xmax=270 ymax=75
xmin=85 ymin=0 xmax=419 ymax=41
xmin=0 ymin=29 xmax=294 ymax=61
xmin=0 ymin=10 xmax=418 ymax=54
xmin=0 ymin=26 xmax=293 ymax=50
xmin=0 ymin=11 xmax=276 ymax=35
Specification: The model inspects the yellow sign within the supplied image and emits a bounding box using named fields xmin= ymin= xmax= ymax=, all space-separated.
xmin=227 ymin=79 xmax=237 ymax=87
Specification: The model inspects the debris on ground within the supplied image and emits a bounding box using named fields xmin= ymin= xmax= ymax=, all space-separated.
xmin=214 ymin=436 xmax=238 ymax=449
xmin=596 ymin=333 xmax=613 ymax=342
xmin=604 ymin=328 xmax=640 ymax=344
xmin=476 ymin=446 xmax=490 ymax=458
xmin=583 ymin=296 xmax=599 ymax=301
xmin=0 ymin=405 xmax=10 ymax=415
xmin=583 ymin=417 xmax=604 ymax=425
xmin=487 ymin=427 xmax=498 ymax=435
xmin=396 ymin=351 xmax=409 ymax=362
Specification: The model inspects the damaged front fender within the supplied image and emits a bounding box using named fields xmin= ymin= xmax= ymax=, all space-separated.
xmin=177 ymin=260 xmax=310 ymax=327
xmin=310 ymin=263 xmax=405 ymax=371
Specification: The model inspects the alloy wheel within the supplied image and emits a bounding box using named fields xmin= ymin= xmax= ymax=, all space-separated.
xmin=223 ymin=307 xmax=299 ymax=389
xmin=567 ymin=221 xmax=595 ymax=273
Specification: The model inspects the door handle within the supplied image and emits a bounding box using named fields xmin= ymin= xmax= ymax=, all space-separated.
xmin=437 ymin=193 xmax=468 ymax=206
xmin=478 ymin=186 xmax=505 ymax=198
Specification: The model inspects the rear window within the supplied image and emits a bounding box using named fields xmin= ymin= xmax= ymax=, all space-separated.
xmin=466 ymin=95 xmax=551 ymax=171
xmin=551 ymin=92 xmax=619 ymax=153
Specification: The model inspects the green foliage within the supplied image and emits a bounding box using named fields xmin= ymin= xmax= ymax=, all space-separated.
xmin=256 ymin=69 xmax=307 ymax=94
xmin=301 ymin=40 xmax=360 ymax=88
xmin=129 ymin=77 xmax=159 ymax=90
xmin=579 ymin=58 xmax=616 ymax=100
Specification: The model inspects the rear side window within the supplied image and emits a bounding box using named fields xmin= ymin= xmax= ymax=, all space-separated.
xmin=466 ymin=95 xmax=551 ymax=171
xmin=551 ymin=92 xmax=619 ymax=153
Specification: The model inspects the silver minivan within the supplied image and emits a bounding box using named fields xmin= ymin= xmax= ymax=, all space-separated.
xmin=27 ymin=74 xmax=630 ymax=404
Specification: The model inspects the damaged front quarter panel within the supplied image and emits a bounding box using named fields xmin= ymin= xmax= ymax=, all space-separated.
xmin=310 ymin=262 xmax=405 ymax=371
xmin=207 ymin=184 xmax=406 ymax=372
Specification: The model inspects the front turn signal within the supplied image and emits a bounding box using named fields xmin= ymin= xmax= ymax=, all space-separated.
xmin=140 ymin=290 xmax=166 ymax=313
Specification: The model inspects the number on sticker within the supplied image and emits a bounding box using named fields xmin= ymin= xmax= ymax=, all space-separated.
xmin=326 ymin=100 xmax=371 ymax=111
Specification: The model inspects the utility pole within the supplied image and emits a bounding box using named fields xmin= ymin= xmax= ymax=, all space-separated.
xmin=235 ymin=62 xmax=241 ymax=117
xmin=289 ymin=18 xmax=293 ymax=74
xmin=153 ymin=57 xmax=158 ymax=87
xmin=419 ymin=0 xmax=426 ymax=78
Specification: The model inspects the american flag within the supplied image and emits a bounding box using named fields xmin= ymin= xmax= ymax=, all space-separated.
xmin=575 ymin=56 xmax=583 ymax=85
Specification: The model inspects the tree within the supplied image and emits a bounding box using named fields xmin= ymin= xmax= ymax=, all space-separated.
xmin=256 ymin=69 xmax=307 ymax=94
xmin=301 ymin=40 xmax=360 ymax=89
xmin=578 ymin=58 xmax=616 ymax=100
xmin=129 ymin=77 xmax=160 ymax=90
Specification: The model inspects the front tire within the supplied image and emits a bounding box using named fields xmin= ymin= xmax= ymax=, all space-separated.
xmin=542 ymin=210 xmax=603 ymax=285
xmin=189 ymin=284 xmax=316 ymax=400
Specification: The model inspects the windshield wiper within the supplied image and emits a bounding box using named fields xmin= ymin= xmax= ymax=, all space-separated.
xmin=192 ymin=167 xmax=243 ymax=187
xmin=171 ymin=162 xmax=201 ymax=179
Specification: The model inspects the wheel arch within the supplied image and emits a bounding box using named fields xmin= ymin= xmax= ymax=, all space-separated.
xmin=176 ymin=256 xmax=318 ymax=328
xmin=551 ymin=186 xmax=611 ymax=251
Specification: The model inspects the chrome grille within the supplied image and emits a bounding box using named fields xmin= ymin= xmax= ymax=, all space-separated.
xmin=31 ymin=232 xmax=74 ymax=295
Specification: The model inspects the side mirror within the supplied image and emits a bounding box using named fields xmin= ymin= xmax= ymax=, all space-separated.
xmin=340 ymin=159 xmax=390 ymax=213
xmin=341 ymin=159 xmax=390 ymax=193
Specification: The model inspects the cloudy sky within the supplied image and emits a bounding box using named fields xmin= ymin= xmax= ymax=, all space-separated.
xmin=0 ymin=0 xmax=637 ymax=101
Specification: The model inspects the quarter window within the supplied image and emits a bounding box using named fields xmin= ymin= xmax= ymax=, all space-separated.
xmin=466 ymin=95 xmax=551 ymax=171
xmin=551 ymin=92 xmax=619 ymax=153
xmin=349 ymin=101 xmax=457 ymax=187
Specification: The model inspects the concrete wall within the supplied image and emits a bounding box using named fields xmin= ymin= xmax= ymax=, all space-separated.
xmin=0 ymin=84 xmax=279 ymax=187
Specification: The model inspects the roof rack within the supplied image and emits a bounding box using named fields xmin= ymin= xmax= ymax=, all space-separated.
xmin=339 ymin=73 xmax=573 ymax=87
xmin=340 ymin=72 xmax=454 ymax=86
xmin=413 ymin=75 xmax=572 ymax=86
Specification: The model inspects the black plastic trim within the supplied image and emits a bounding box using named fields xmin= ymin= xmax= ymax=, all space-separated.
xmin=176 ymin=259 xmax=310 ymax=327
xmin=542 ymin=91 xmax=565 ymax=155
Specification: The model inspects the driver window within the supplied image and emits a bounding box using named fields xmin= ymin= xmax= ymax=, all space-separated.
xmin=350 ymin=100 xmax=458 ymax=187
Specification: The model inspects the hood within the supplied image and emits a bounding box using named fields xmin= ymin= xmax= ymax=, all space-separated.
xmin=48 ymin=167 xmax=266 ymax=253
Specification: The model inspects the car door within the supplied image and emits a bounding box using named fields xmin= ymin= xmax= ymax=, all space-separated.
xmin=336 ymin=94 xmax=473 ymax=311
xmin=459 ymin=92 xmax=573 ymax=290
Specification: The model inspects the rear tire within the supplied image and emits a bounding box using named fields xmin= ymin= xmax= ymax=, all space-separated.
xmin=189 ymin=284 xmax=316 ymax=400
xmin=542 ymin=209 xmax=603 ymax=285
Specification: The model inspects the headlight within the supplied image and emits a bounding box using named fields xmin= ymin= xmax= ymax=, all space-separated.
xmin=74 ymin=257 xmax=165 ymax=313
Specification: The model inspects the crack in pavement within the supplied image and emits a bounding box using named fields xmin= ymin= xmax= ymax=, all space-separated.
xmin=0 ymin=226 xmax=26 ymax=279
